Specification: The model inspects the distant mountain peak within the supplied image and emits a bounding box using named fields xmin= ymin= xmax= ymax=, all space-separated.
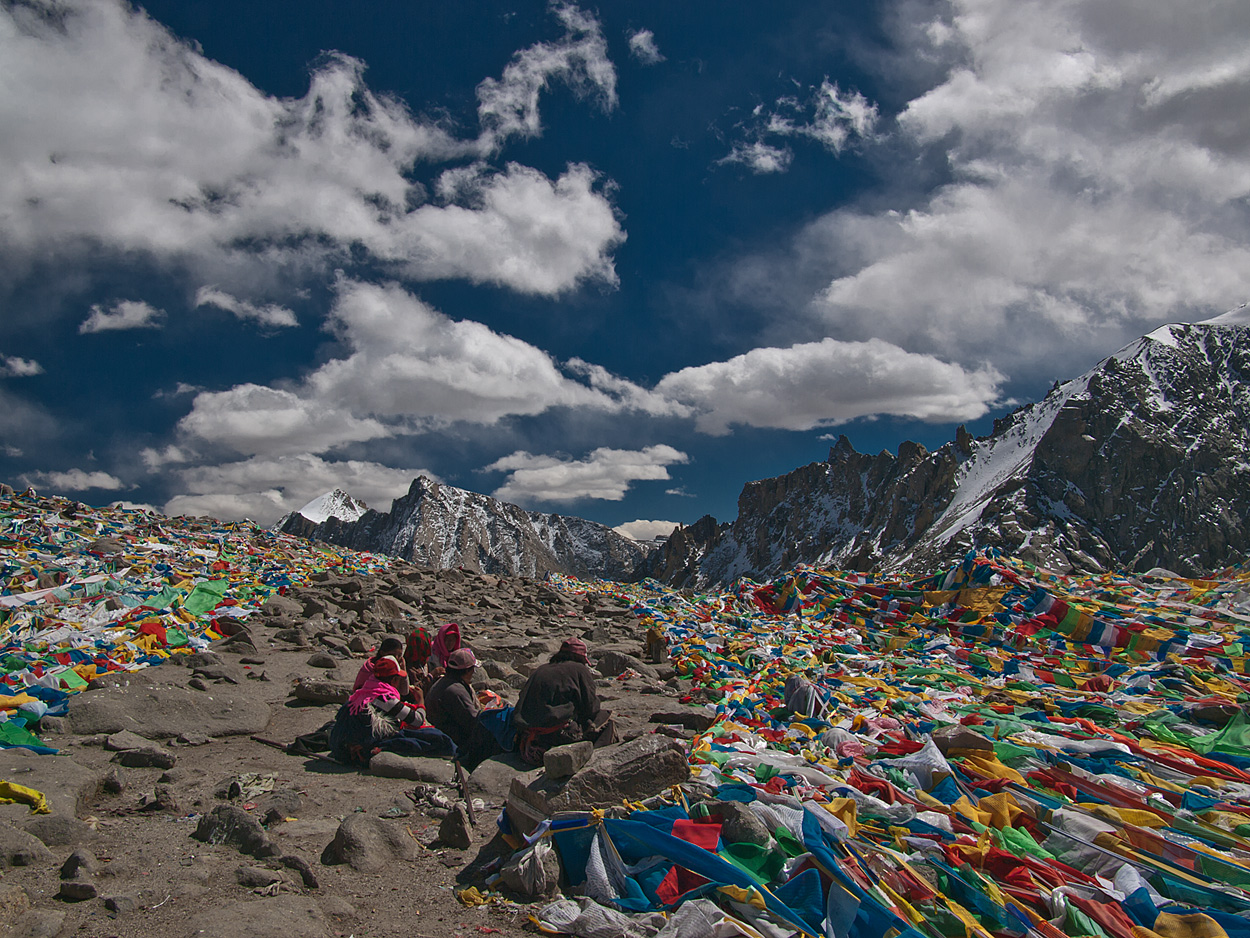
xmin=279 ymin=478 xmax=650 ymax=580
xmin=641 ymin=321 xmax=1250 ymax=585
xmin=296 ymin=489 xmax=369 ymax=525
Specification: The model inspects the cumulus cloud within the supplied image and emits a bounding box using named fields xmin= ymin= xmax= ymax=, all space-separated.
xmin=655 ymin=337 xmax=1003 ymax=435
xmin=195 ymin=287 xmax=297 ymax=329
xmin=179 ymin=384 xmax=391 ymax=458
xmin=22 ymin=469 xmax=125 ymax=492
xmin=163 ymin=453 xmax=427 ymax=525
xmin=0 ymin=355 xmax=43 ymax=377
xmin=802 ymin=0 xmax=1250 ymax=376
xmin=613 ymin=519 xmax=681 ymax=540
xmin=628 ymin=29 xmax=665 ymax=65
xmin=1 ymin=0 xmax=622 ymax=298
xmin=178 ymin=279 xmax=674 ymax=457
xmin=79 ymin=300 xmax=165 ymax=334
xmin=486 ymin=445 xmax=689 ymax=504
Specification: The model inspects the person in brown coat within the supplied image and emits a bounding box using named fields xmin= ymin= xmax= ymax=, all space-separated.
xmin=424 ymin=647 xmax=500 ymax=770
xmin=513 ymin=637 xmax=614 ymax=765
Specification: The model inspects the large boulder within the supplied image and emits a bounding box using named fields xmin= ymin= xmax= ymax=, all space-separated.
xmin=320 ymin=814 xmax=418 ymax=872
xmin=0 ymin=749 xmax=98 ymax=824
xmin=187 ymin=896 xmax=331 ymax=938
xmin=547 ymin=735 xmax=689 ymax=811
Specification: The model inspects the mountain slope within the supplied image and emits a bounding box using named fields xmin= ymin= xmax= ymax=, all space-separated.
xmin=642 ymin=322 xmax=1250 ymax=584
xmin=279 ymin=477 xmax=649 ymax=580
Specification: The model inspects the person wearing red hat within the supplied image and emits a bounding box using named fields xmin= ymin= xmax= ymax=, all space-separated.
xmin=329 ymin=638 xmax=430 ymax=765
xmin=424 ymin=646 xmax=500 ymax=770
xmin=513 ymin=637 xmax=614 ymax=765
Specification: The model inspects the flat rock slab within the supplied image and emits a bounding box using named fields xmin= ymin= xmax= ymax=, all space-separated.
xmin=0 ymin=749 xmax=99 ymax=824
xmin=68 ymin=681 xmax=270 ymax=739
xmin=468 ymin=753 xmax=543 ymax=800
xmin=367 ymin=751 xmax=452 ymax=783
xmin=187 ymin=895 xmax=331 ymax=938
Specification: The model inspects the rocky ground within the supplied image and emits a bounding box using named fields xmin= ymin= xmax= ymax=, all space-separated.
xmin=0 ymin=563 xmax=700 ymax=938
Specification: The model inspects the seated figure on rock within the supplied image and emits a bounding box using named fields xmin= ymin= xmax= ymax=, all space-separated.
xmin=424 ymin=647 xmax=504 ymax=771
xmin=330 ymin=639 xmax=448 ymax=765
xmin=512 ymin=637 xmax=615 ymax=766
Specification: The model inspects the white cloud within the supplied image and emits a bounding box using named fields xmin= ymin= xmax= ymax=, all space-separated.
xmin=195 ymin=287 xmax=297 ymax=328
xmin=22 ymin=469 xmax=124 ymax=491
xmin=476 ymin=3 xmax=616 ymax=145
xmin=721 ymin=79 xmax=878 ymax=172
xmin=79 ymin=300 xmax=165 ymax=334
xmin=163 ymin=453 xmax=427 ymax=525
xmin=0 ymin=355 xmax=43 ymax=377
xmin=178 ymin=279 xmax=670 ymax=456
xmin=654 ymin=337 xmax=1003 ymax=435
xmin=1 ymin=0 xmax=622 ymax=298
xmin=140 ymin=445 xmax=192 ymax=470
xmin=628 ymin=30 xmax=665 ymax=66
xmin=486 ymin=445 xmax=689 ymax=504
xmin=179 ymin=384 xmax=391 ymax=458
xmin=613 ymin=519 xmax=681 ymax=540
xmin=718 ymin=141 xmax=793 ymax=174
xmin=390 ymin=162 xmax=624 ymax=294
xmin=799 ymin=0 xmax=1250 ymax=376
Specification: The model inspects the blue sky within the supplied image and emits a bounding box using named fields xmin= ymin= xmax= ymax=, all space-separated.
xmin=3 ymin=1 xmax=1250 ymax=539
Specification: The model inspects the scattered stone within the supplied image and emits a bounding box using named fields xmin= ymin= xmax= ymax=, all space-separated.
xmin=7 ymin=908 xmax=66 ymax=938
xmin=113 ymin=744 xmax=176 ymax=769
xmin=237 ymin=865 xmax=287 ymax=888
xmin=56 ymin=879 xmax=97 ymax=901
xmin=320 ymin=814 xmax=418 ymax=872
xmin=188 ymin=677 xmax=211 ymax=691
xmin=596 ymin=650 xmax=660 ymax=681
xmin=548 ymin=735 xmax=690 ymax=811
xmin=192 ymin=805 xmax=279 ymax=858
xmin=256 ymin=789 xmax=303 ymax=824
xmin=279 ymin=853 xmax=319 ymax=888
xmin=543 ymin=740 xmax=593 ymax=779
xmin=290 ymin=678 xmax=351 ymax=705
xmin=0 ymin=823 xmax=54 ymax=868
xmin=707 ymin=800 xmax=771 ymax=846
xmin=36 ymin=716 xmax=67 ymax=734
xmin=138 ymin=783 xmax=179 ymax=812
xmin=178 ymin=731 xmax=211 ymax=746
xmin=648 ymin=709 xmax=716 ymax=732
xmin=305 ymin=653 xmax=338 ymax=670
xmin=437 ymin=804 xmax=472 ymax=849
xmin=931 ymin=724 xmax=995 ymax=754
xmin=347 ymin=636 xmax=370 ymax=654
xmin=100 ymin=767 xmax=125 ymax=795
xmin=103 ymin=894 xmax=141 ymax=914
xmin=368 ymin=751 xmax=453 ymax=783
xmin=59 ymin=848 xmax=97 ymax=879
xmin=319 ymin=895 xmax=355 ymax=919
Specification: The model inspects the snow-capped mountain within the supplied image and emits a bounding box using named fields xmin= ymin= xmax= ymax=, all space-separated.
xmin=641 ymin=322 xmax=1250 ymax=584
xmin=294 ymin=489 xmax=369 ymax=524
xmin=278 ymin=477 xmax=650 ymax=580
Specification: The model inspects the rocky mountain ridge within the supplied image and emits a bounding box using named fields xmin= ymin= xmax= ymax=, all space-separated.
xmin=278 ymin=476 xmax=649 ymax=580
xmin=640 ymin=322 xmax=1250 ymax=584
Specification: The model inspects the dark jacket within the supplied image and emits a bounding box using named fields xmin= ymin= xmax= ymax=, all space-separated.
xmin=515 ymin=659 xmax=601 ymax=730
xmin=425 ymin=674 xmax=479 ymax=750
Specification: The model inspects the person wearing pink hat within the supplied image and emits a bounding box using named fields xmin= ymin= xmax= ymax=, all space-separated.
xmin=424 ymin=646 xmax=500 ymax=769
xmin=513 ymin=637 xmax=614 ymax=765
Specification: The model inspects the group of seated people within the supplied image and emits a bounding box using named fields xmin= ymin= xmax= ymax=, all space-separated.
xmin=329 ymin=622 xmax=616 ymax=771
